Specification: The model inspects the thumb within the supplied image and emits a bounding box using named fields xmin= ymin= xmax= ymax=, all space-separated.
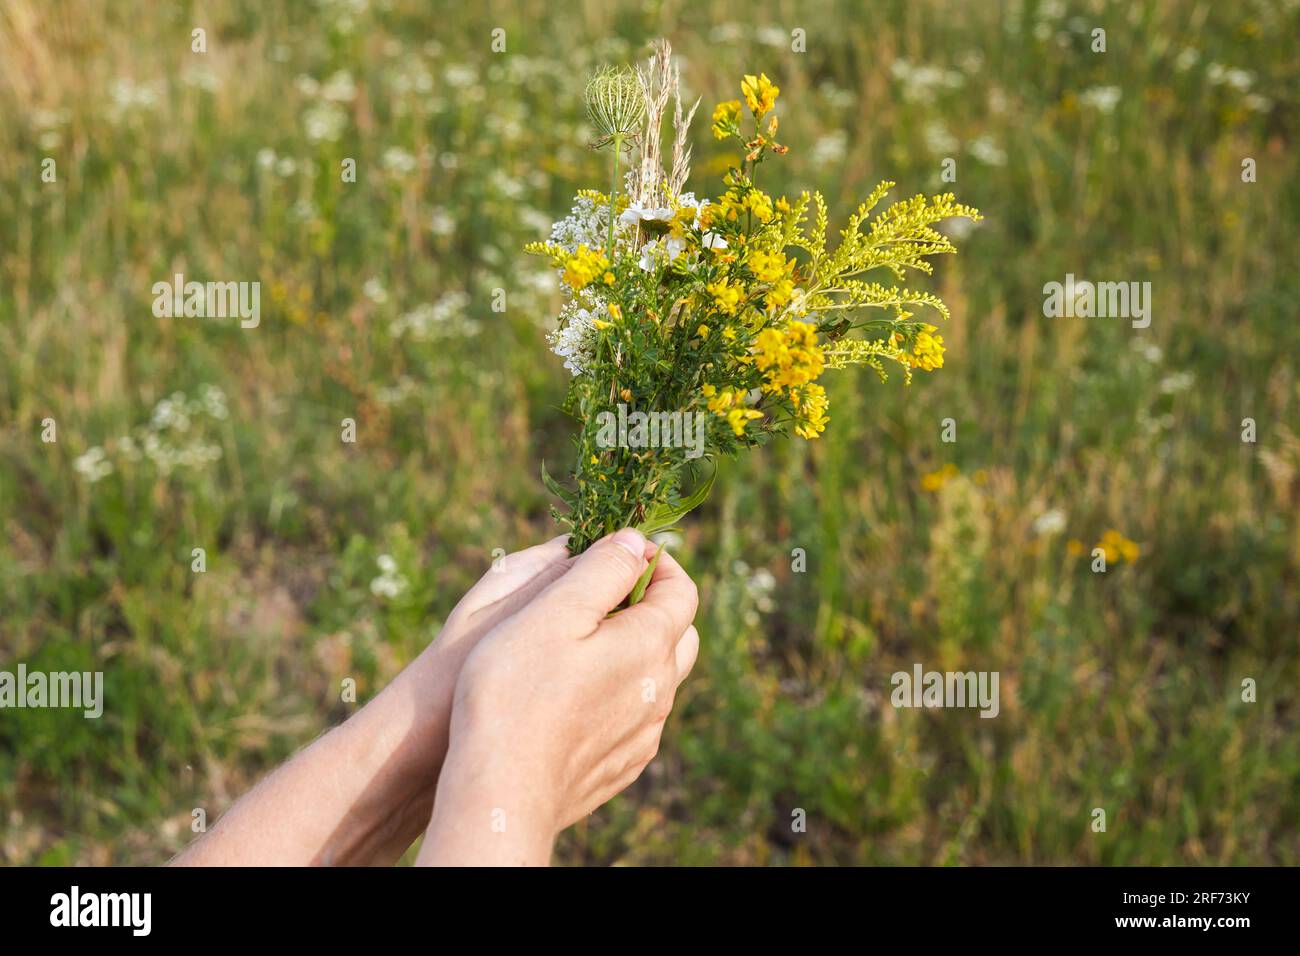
xmin=529 ymin=528 xmax=647 ymax=633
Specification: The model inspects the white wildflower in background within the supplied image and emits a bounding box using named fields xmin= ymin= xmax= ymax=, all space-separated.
xmin=74 ymin=448 xmax=113 ymax=484
xmin=303 ymin=101 xmax=348 ymax=142
xmin=199 ymin=384 xmax=228 ymax=420
xmin=320 ymin=70 xmax=357 ymax=102
xmin=444 ymin=64 xmax=478 ymax=89
xmin=151 ymin=393 xmax=192 ymax=432
xmin=370 ymin=554 xmax=408 ymax=599
xmin=732 ymin=560 xmax=776 ymax=629
xmin=362 ymin=278 xmax=389 ymax=304
xmin=890 ymin=59 xmax=965 ymax=103
xmin=1032 ymin=508 xmax=1068 ymax=537
xmin=390 ymin=291 xmax=477 ymax=341
xmin=1133 ymin=340 xmax=1163 ymax=364
xmin=107 ymin=78 xmax=163 ymax=122
xmin=1207 ymin=64 xmax=1254 ymax=90
xmin=1159 ymin=371 xmax=1195 ymax=394
xmin=968 ymin=134 xmax=1007 ymax=166
xmin=83 ymin=386 xmax=231 ymax=478
xmin=429 ymin=207 xmax=456 ymax=237
xmin=381 ymin=147 xmax=417 ymax=174
xmin=923 ymin=121 xmax=959 ymax=155
xmin=182 ymin=65 xmax=220 ymax=93
xmin=1079 ymin=86 xmax=1122 ymax=114
xmin=810 ymin=130 xmax=848 ymax=166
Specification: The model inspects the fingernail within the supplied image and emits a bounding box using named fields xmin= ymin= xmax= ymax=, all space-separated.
xmin=611 ymin=527 xmax=645 ymax=557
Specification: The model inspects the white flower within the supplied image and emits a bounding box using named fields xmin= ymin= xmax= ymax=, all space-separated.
xmin=637 ymin=239 xmax=662 ymax=272
xmin=811 ymin=130 xmax=848 ymax=166
xmin=968 ymin=135 xmax=1007 ymax=166
xmin=430 ymin=208 xmax=456 ymax=237
xmin=700 ymin=231 xmax=729 ymax=251
xmin=321 ymin=70 xmax=357 ymax=102
xmin=1032 ymin=509 xmax=1068 ymax=537
xmin=1159 ymin=371 xmax=1195 ymax=394
xmin=303 ymin=101 xmax=348 ymax=142
xmin=618 ymin=203 xmax=674 ymax=227
xmin=381 ymin=147 xmax=417 ymax=174
xmin=923 ymin=122 xmax=958 ymax=155
xmin=370 ymin=554 xmax=409 ymax=600
xmin=549 ymin=302 xmax=600 ymax=376
xmin=74 ymin=447 xmax=113 ymax=483
xmin=1079 ymin=86 xmax=1122 ymax=114
xmin=200 ymin=384 xmax=228 ymax=419
xmin=390 ymin=291 xmax=476 ymax=341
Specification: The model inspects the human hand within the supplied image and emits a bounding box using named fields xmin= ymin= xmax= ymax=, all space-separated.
xmin=418 ymin=527 xmax=700 ymax=866
xmin=171 ymin=535 xmax=579 ymax=867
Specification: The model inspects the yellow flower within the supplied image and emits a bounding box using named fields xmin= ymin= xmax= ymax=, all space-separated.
xmin=712 ymin=99 xmax=741 ymax=139
xmin=792 ymin=382 xmax=829 ymax=439
xmin=1097 ymin=529 xmax=1140 ymax=564
xmin=696 ymin=324 xmax=710 ymax=339
xmin=921 ymin=462 xmax=959 ymax=492
xmin=707 ymin=277 xmax=743 ymax=315
xmin=746 ymin=189 xmax=774 ymax=223
xmin=753 ymin=320 xmax=825 ymax=393
xmin=765 ymin=278 xmax=794 ymax=309
xmin=563 ymin=244 xmax=610 ymax=291
xmin=747 ymin=250 xmax=791 ymax=283
xmin=894 ymin=324 xmax=946 ymax=372
xmin=741 ymin=73 xmax=779 ymax=118
xmin=603 ymin=271 xmax=616 ymax=285
xmin=607 ymin=303 xmax=623 ymax=321
xmin=726 ymin=406 xmax=763 ymax=436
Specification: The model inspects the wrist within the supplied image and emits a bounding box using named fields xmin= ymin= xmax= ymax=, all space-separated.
xmin=419 ymin=736 xmax=559 ymax=866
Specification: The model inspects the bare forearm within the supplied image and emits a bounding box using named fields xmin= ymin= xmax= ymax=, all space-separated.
xmin=172 ymin=641 xmax=464 ymax=866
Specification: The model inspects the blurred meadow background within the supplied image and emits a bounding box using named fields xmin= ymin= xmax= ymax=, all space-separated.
xmin=2 ymin=0 xmax=1298 ymax=865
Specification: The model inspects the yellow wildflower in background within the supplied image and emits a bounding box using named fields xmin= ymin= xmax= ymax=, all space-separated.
xmin=1097 ymin=529 xmax=1140 ymax=564
xmin=921 ymin=462 xmax=960 ymax=492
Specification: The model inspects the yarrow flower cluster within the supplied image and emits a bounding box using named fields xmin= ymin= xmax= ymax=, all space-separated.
xmin=527 ymin=41 xmax=980 ymax=554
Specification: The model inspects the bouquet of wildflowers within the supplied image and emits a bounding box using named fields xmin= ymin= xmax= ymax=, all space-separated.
xmin=528 ymin=41 xmax=980 ymax=556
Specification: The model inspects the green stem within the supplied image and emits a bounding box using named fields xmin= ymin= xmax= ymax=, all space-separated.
xmin=607 ymin=134 xmax=623 ymax=261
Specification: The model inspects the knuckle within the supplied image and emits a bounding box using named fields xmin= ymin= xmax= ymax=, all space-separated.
xmin=593 ymin=540 xmax=641 ymax=579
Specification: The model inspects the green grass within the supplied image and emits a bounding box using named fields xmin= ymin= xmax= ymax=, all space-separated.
xmin=1 ymin=0 xmax=1297 ymax=865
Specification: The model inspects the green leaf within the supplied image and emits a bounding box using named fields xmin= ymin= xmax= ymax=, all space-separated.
xmin=541 ymin=460 xmax=576 ymax=507
xmin=636 ymin=459 xmax=716 ymax=535
xmin=627 ymin=542 xmax=664 ymax=606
